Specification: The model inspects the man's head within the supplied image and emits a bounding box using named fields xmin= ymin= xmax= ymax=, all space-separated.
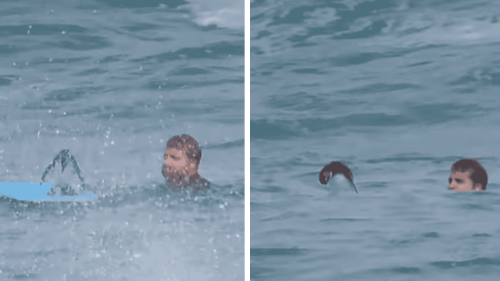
xmin=162 ymin=134 xmax=202 ymax=179
xmin=448 ymin=158 xmax=488 ymax=191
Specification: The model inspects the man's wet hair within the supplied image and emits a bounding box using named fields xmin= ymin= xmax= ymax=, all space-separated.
xmin=451 ymin=158 xmax=488 ymax=190
xmin=166 ymin=134 xmax=202 ymax=166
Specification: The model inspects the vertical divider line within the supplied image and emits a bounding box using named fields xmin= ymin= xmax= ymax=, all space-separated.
xmin=244 ymin=0 xmax=250 ymax=279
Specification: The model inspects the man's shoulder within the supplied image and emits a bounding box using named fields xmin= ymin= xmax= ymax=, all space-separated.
xmin=190 ymin=174 xmax=210 ymax=189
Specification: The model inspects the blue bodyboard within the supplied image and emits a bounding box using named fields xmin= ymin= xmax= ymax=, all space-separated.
xmin=0 ymin=182 xmax=97 ymax=201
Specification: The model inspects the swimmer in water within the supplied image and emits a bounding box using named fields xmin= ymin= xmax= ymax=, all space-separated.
xmin=162 ymin=134 xmax=210 ymax=190
xmin=448 ymin=158 xmax=488 ymax=191
xmin=319 ymin=161 xmax=357 ymax=193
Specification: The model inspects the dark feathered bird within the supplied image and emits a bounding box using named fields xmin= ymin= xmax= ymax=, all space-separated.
xmin=319 ymin=161 xmax=357 ymax=193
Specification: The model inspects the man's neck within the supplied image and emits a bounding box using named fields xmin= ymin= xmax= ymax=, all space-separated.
xmin=166 ymin=173 xmax=199 ymax=188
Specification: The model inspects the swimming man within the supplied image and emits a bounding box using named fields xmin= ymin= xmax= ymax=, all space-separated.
xmin=448 ymin=158 xmax=488 ymax=191
xmin=162 ymin=134 xmax=210 ymax=190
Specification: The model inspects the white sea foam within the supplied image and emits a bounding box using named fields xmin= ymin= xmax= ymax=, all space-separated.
xmin=187 ymin=0 xmax=243 ymax=30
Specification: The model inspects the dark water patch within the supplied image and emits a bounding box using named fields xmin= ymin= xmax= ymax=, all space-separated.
xmin=254 ymin=61 xmax=297 ymax=75
xmin=0 ymin=24 xmax=86 ymax=37
xmin=251 ymin=185 xmax=287 ymax=194
xmin=251 ymin=46 xmax=264 ymax=56
xmin=121 ymin=23 xmax=161 ymax=32
xmin=399 ymin=25 xmax=432 ymax=36
xmin=250 ymin=266 xmax=275 ymax=280
xmin=321 ymin=218 xmax=370 ymax=222
xmin=266 ymin=91 xmax=367 ymax=112
xmin=331 ymin=51 xmax=403 ymax=66
xmin=148 ymin=78 xmax=243 ymax=90
xmin=262 ymin=212 xmax=300 ymax=222
xmin=366 ymin=155 xmax=458 ymax=164
xmin=292 ymin=42 xmax=317 ymax=48
xmin=0 ymin=230 xmax=28 ymax=240
xmin=170 ymin=67 xmax=211 ymax=76
xmin=291 ymin=68 xmax=326 ymax=74
xmin=45 ymin=35 xmax=111 ymax=50
xmin=406 ymin=61 xmax=433 ymax=67
xmin=58 ymin=107 xmax=102 ymax=117
xmin=99 ymin=54 xmax=127 ymax=63
xmin=0 ymin=7 xmax=32 ymax=16
xmin=96 ymin=0 xmax=187 ymax=8
xmin=13 ymin=273 xmax=39 ymax=280
xmin=331 ymin=45 xmax=442 ymax=67
xmin=392 ymin=267 xmax=421 ymax=274
xmin=407 ymin=0 xmax=463 ymax=9
xmin=97 ymin=106 xmax=153 ymax=119
xmin=431 ymin=257 xmax=500 ymax=268
xmin=251 ymin=247 xmax=307 ymax=257
xmin=472 ymin=233 xmax=492 ymax=237
xmin=453 ymin=87 xmax=476 ymax=94
xmin=77 ymin=67 xmax=108 ymax=76
xmin=0 ymin=44 xmax=21 ymax=54
xmin=368 ymin=181 xmax=389 ymax=188
xmin=297 ymin=113 xmax=409 ymax=132
xmin=368 ymin=266 xmax=422 ymax=275
xmin=253 ymin=30 xmax=272 ymax=40
xmin=250 ymin=119 xmax=299 ymax=140
xmin=391 ymin=238 xmax=420 ymax=246
xmin=422 ymin=232 xmax=440 ymax=238
xmin=339 ymin=83 xmax=420 ymax=94
xmin=204 ymin=139 xmax=243 ymax=150
xmin=29 ymin=56 xmax=90 ymax=66
xmin=0 ymin=25 xmax=29 ymax=37
xmin=133 ymin=41 xmax=243 ymax=63
xmin=461 ymin=203 xmax=492 ymax=211
xmin=0 ymin=75 xmax=16 ymax=86
xmin=451 ymin=1 xmax=490 ymax=11
xmin=43 ymin=86 xmax=107 ymax=102
xmin=20 ymin=102 xmax=54 ymax=111
xmin=132 ymin=35 xmax=172 ymax=42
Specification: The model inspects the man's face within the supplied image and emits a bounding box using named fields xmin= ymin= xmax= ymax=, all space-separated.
xmin=448 ymin=170 xmax=481 ymax=191
xmin=162 ymin=147 xmax=197 ymax=178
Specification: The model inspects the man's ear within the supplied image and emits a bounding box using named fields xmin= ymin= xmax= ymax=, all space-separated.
xmin=473 ymin=183 xmax=483 ymax=191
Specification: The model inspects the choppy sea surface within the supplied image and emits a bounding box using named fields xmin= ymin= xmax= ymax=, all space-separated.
xmin=0 ymin=0 xmax=243 ymax=280
xmin=251 ymin=0 xmax=500 ymax=280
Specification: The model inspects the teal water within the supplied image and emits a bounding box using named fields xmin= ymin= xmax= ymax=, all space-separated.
xmin=251 ymin=0 xmax=500 ymax=280
xmin=0 ymin=0 xmax=243 ymax=280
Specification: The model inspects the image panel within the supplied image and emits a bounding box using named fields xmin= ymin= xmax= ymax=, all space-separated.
xmin=0 ymin=0 xmax=244 ymax=280
xmin=251 ymin=0 xmax=500 ymax=280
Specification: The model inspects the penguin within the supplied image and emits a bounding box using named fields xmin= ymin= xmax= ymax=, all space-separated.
xmin=319 ymin=161 xmax=357 ymax=193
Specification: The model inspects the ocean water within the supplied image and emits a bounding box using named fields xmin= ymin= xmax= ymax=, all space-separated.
xmin=251 ymin=0 xmax=500 ymax=280
xmin=0 ymin=0 xmax=243 ymax=280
